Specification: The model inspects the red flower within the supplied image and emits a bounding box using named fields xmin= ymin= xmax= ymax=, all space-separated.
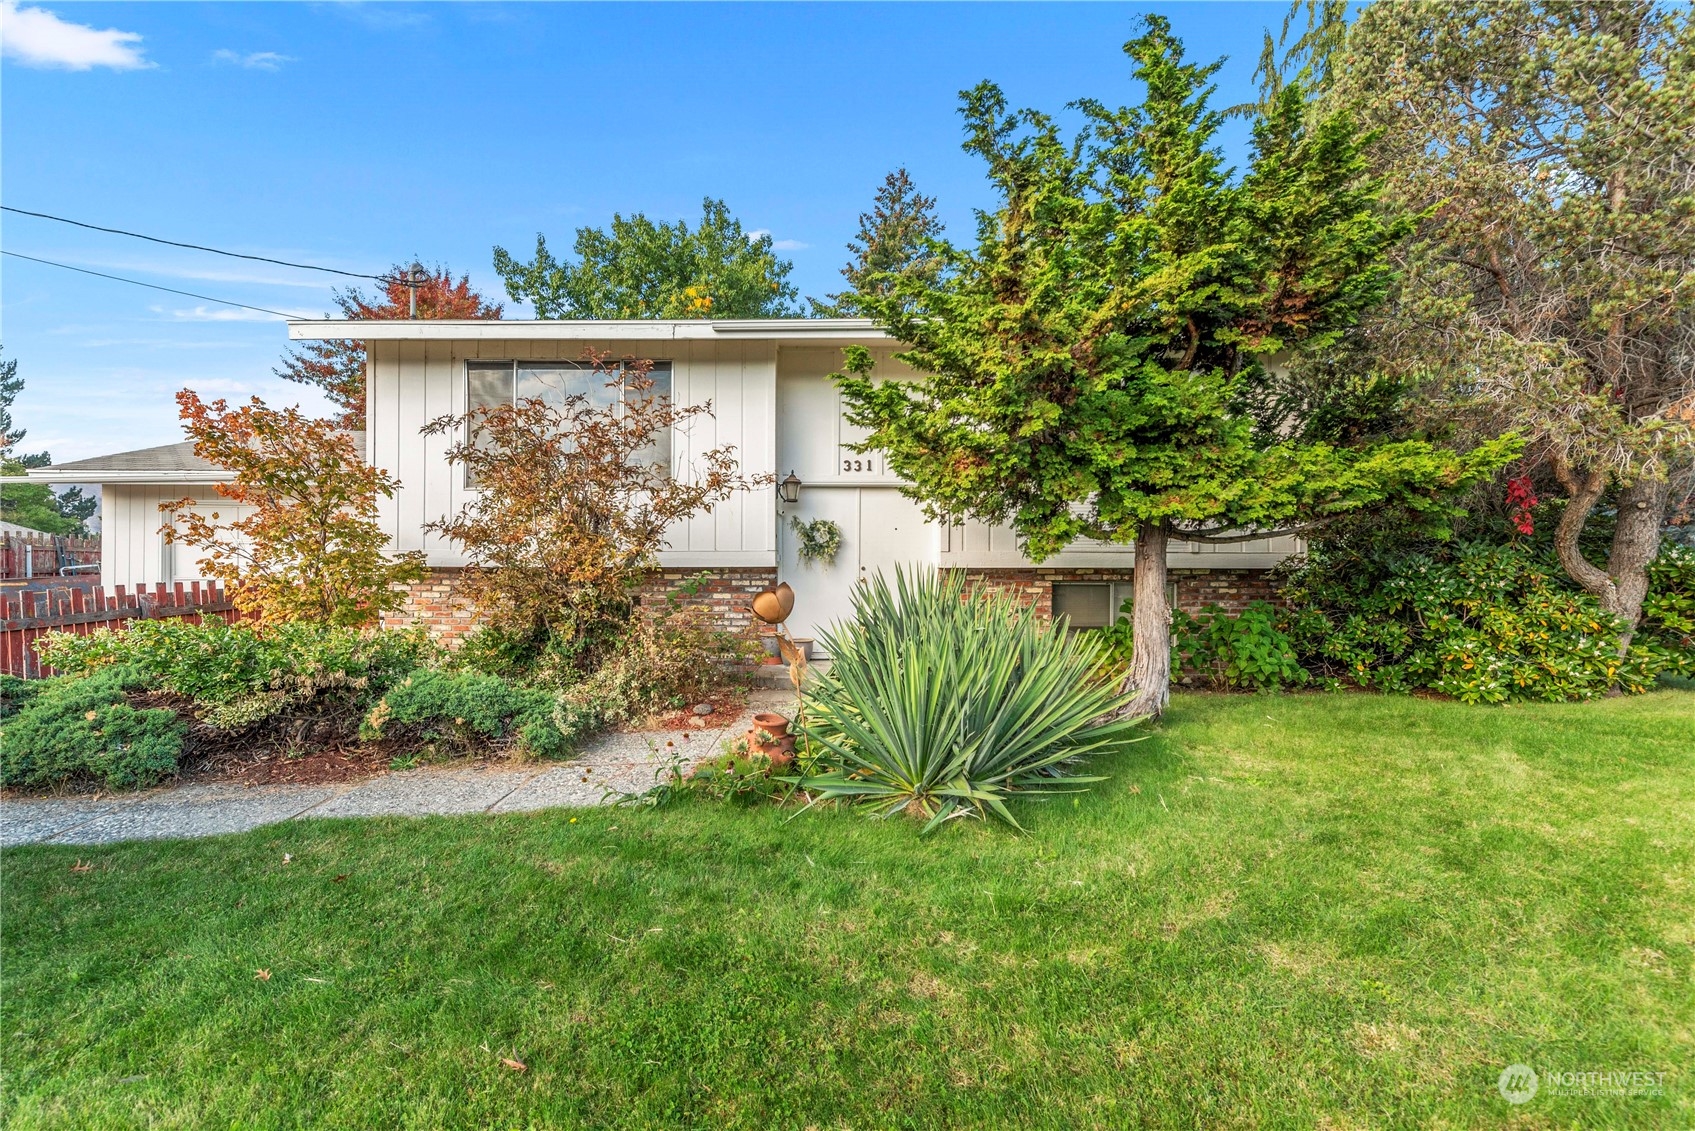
xmin=1505 ymin=475 xmax=1539 ymax=535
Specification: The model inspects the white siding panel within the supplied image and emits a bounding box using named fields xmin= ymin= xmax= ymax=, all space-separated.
xmin=369 ymin=336 xmax=777 ymax=568
xmin=371 ymin=341 xmax=403 ymax=548
xmin=102 ymin=485 xmax=252 ymax=591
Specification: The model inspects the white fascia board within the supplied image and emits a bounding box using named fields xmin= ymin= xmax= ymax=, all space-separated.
xmin=286 ymin=319 xmax=892 ymax=344
xmin=10 ymin=471 xmax=231 ymax=485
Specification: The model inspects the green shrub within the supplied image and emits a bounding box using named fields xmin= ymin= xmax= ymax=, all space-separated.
xmin=36 ymin=618 xmax=433 ymax=729
xmin=1281 ymin=541 xmax=1690 ymax=703
xmin=362 ymin=670 xmax=599 ymax=759
xmin=570 ymin=602 xmax=758 ymax=724
xmin=1172 ymin=601 xmax=1309 ymax=691
xmin=0 ymin=673 xmax=46 ymax=721
xmin=0 ymin=668 xmax=184 ymax=790
xmin=798 ymin=568 xmax=1143 ymax=832
xmin=1643 ymin=543 xmax=1695 ymax=646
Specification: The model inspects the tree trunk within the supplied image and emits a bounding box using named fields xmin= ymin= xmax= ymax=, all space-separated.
xmin=1603 ymin=476 xmax=1669 ymax=650
xmin=1121 ymin=520 xmax=1171 ymax=720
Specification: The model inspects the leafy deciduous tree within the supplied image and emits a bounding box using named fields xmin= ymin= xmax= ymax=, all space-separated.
xmin=1325 ymin=0 xmax=1695 ymax=650
xmin=277 ymin=266 xmax=503 ymax=428
xmin=422 ymin=352 xmax=766 ymax=669
xmin=493 ymin=198 xmax=800 ymax=320
xmin=162 ymin=392 xmax=425 ymax=627
xmin=836 ymin=17 xmax=1518 ymax=718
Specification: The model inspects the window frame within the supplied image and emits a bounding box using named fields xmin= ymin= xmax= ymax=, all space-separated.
xmin=1051 ymin=580 xmax=1180 ymax=629
xmin=462 ymin=357 xmax=674 ymax=488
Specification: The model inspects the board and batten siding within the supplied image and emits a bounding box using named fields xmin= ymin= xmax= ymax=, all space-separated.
xmin=773 ymin=344 xmax=1297 ymax=570
xmin=366 ymin=339 xmax=778 ymax=568
xmin=101 ymin=485 xmax=253 ymax=591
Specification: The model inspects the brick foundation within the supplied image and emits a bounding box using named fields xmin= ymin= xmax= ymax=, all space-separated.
xmin=386 ymin=566 xmax=780 ymax=645
xmin=952 ymin=566 xmax=1278 ymax=621
xmin=383 ymin=568 xmax=479 ymax=645
xmin=389 ymin=564 xmax=1275 ymax=643
xmin=633 ymin=567 xmax=780 ymax=640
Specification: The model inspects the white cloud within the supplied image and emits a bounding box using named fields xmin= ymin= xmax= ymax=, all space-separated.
xmin=211 ymin=49 xmax=294 ymax=71
xmin=748 ymin=230 xmax=809 ymax=251
xmin=324 ymin=3 xmax=430 ymax=32
xmin=31 ymin=253 xmax=340 ymax=290
xmin=0 ymin=0 xmax=151 ymax=71
xmin=160 ymin=305 xmax=296 ymax=323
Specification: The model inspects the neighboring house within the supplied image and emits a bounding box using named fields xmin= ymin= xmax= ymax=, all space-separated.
xmin=21 ymin=319 xmax=1297 ymax=647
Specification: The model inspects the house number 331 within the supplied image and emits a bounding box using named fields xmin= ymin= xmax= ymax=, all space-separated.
xmin=842 ymin=458 xmax=876 ymax=473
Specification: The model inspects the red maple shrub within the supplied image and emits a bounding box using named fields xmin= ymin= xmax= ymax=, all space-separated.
xmin=423 ymin=351 xmax=766 ymax=678
xmin=278 ymin=265 xmax=503 ymax=427
xmin=162 ymin=391 xmax=426 ymax=627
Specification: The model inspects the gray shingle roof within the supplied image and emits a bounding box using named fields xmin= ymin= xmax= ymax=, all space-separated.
xmin=43 ymin=433 xmax=366 ymax=475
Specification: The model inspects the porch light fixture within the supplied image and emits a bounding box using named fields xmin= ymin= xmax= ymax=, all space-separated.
xmin=779 ymin=470 xmax=802 ymax=505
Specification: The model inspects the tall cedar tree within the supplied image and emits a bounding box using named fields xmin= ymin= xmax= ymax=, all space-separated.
xmin=813 ymin=169 xmax=945 ymax=315
xmin=0 ymin=350 xmax=96 ymax=535
xmin=836 ymin=17 xmax=1518 ymax=718
xmin=493 ymin=198 xmax=799 ymax=320
xmin=1330 ymin=0 xmax=1695 ymax=647
xmin=277 ymin=266 xmax=503 ymax=428
xmin=163 ymin=392 xmax=425 ymax=627
xmin=422 ymin=352 xmax=765 ymax=668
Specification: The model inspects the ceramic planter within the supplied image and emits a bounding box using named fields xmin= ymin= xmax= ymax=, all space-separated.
xmin=750 ymin=582 xmax=796 ymax=625
xmin=747 ymin=711 xmax=798 ymax=769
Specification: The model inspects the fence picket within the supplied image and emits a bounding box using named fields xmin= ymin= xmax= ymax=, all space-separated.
xmin=0 ymin=585 xmax=246 ymax=677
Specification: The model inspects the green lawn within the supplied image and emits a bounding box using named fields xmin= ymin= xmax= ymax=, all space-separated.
xmin=3 ymin=691 xmax=1691 ymax=1129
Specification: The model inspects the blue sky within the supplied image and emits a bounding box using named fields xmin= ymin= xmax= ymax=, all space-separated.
xmin=3 ymin=1 xmax=1285 ymax=462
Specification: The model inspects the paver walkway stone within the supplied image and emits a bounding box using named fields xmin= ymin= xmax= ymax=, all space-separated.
xmin=0 ymin=690 xmax=798 ymax=848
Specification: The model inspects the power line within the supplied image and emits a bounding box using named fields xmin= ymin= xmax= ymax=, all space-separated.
xmin=2 ymin=250 xmax=311 ymax=319
xmin=1 ymin=205 xmax=388 ymax=281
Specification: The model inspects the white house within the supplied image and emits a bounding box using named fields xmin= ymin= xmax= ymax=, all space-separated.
xmin=22 ymin=319 xmax=1297 ymax=647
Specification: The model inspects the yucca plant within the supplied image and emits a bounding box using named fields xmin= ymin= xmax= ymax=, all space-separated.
xmin=797 ymin=568 xmax=1146 ymax=832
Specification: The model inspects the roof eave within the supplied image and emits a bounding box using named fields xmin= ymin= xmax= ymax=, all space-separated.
xmin=8 ymin=470 xmax=231 ymax=485
xmin=286 ymin=318 xmax=894 ymax=343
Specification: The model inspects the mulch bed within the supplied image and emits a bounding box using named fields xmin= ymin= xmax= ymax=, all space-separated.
xmin=132 ymin=690 xmax=523 ymax=789
xmin=644 ymin=690 xmax=750 ymax=731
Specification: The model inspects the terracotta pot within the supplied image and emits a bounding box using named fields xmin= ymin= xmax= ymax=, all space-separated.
xmin=750 ymin=712 xmax=790 ymax=739
xmin=751 ymin=583 xmax=796 ymax=624
xmin=747 ymin=712 xmax=796 ymax=763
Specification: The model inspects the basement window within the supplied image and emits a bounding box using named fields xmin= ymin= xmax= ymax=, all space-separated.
xmin=1051 ymin=581 xmax=1178 ymax=628
xmin=464 ymin=359 xmax=672 ymax=485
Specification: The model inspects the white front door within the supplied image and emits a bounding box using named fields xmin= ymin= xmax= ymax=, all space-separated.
xmin=778 ymin=487 xmax=934 ymax=654
xmin=777 ymin=487 xmax=861 ymax=650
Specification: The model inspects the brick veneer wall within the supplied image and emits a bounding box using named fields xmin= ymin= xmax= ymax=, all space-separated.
xmin=634 ymin=567 xmax=779 ymax=641
xmin=389 ymin=563 xmax=1276 ymax=644
xmin=383 ymin=568 xmax=478 ymax=645
xmin=385 ymin=566 xmax=780 ymax=645
xmin=953 ymin=566 xmax=1279 ymax=620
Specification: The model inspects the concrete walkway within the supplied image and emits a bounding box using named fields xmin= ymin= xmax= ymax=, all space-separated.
xmin=0 ymin=690 xmax=798 ymax=848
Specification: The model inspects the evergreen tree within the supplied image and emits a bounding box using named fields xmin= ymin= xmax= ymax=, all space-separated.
xmin=814 ymin=169 xmax=945 ymax=315
xmin=836 ymin=17 xmax=1516 ymax=718
xmin=0 ymin=350 xmax=96 ymax=536
xmin=1329 ymin=0 xmax=1695 ymax=645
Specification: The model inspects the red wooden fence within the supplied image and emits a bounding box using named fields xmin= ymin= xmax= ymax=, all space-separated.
xmin=0 ymin=582 xmax=238 ymax=678
xmin=0 ymin=531 xmax=100 ymax=580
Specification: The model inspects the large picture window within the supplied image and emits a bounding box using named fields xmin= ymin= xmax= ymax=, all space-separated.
xmin=464 ymin=359 xmax=673 ymax=484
